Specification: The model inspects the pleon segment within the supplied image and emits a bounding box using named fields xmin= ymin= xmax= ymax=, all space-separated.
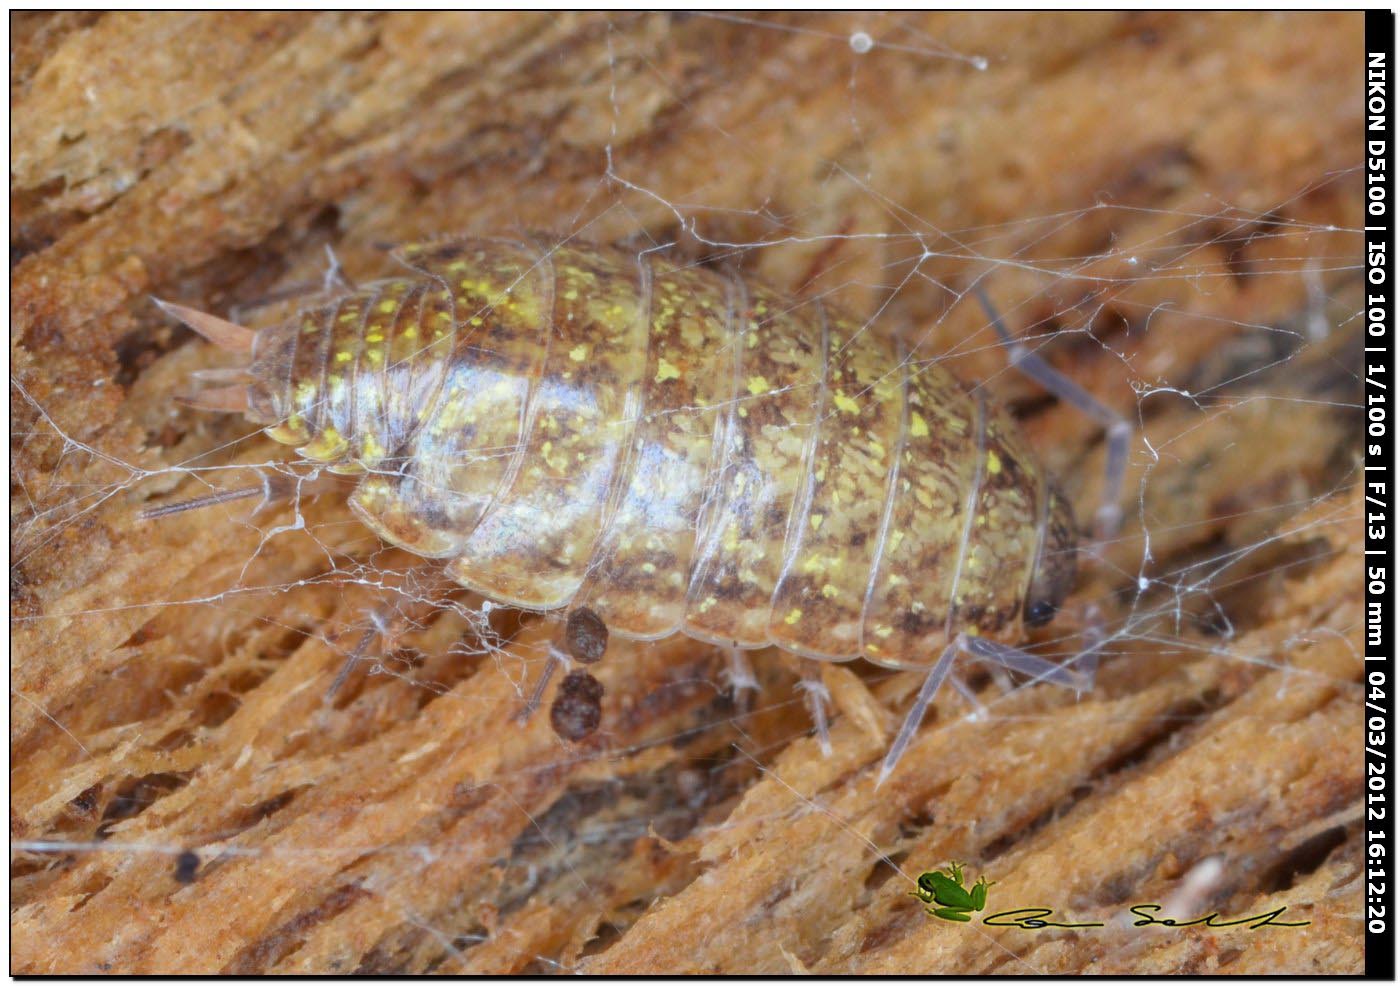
xmin=350 ymin=243 xmax=548 ymax=558
xmin=573 ymin=257 xmax=737 ymax=638
xmin=683 ymin=281 xmax=827 ymax=647
xmin=766 ymin=309 xmax=905 ymax=660
xmin=276 ymin=301 xmax=335 ymax=449
xmin=948 ymin=400 xmax=1044 ymax=637
xmin=248 ymin=313 xmax=297 ymax=430
xmin=350 ymin=281 xmax=427 ymax=473
xmin=322 ymin=284 xmax=386 ymax=474
xmin=445 ymin=244 xmax=649 ymax=609
xmin=860 ymin=364 xmax=983 ymax=669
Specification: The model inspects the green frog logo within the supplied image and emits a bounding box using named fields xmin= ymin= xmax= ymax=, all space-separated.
xmin=911 ymin=861 xmax=994 ymax=923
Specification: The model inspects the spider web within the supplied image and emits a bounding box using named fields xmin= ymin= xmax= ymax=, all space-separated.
xmin=10 ymin=12 xmax=1367 ymax=975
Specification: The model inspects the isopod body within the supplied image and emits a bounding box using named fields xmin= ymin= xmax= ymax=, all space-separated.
xmin=177 ymin=237 xmax=1077 ymax=672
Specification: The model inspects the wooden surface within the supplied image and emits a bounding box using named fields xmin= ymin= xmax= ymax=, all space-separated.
xmin=11 ymin=12 xmax=1365 ymax=973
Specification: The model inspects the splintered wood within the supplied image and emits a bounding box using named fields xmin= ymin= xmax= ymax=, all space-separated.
xmin=12 ymin=11 xmax=1365 ymax=974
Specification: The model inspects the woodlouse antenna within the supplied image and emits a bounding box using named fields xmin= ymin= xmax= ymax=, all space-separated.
xmin=152 ymin=297 xmax=257 ymax=354
xmin=139 ymin=485 xmax=265 ymax=520
xmin=139 ymin=471 xmax=331 ymax=521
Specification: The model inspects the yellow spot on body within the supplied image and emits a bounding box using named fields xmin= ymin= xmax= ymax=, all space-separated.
xmin=365 ymin=350 xmax=383 ymax=366
xmin=784 ymin=608 xmax=803 ymax=626
xmin=469 ymin=317 xmax=484 ymax=327
xmin=339 ymin=311 xmax=358 ymax=323
xmin=378 ymin=300 xmax=397 ymax=314
xmin=821 ymin=584 xmax=839 ymax=599
xmin=699 ymin=596 xmax=716 ymax=614
xmin=738 ymin=407 xmax=748 ymax=418
xmin=747 ymin=332 xmax=759 ymax=349
xmin=888 ymin=529 xmax=905 ymax=550
xmin=722 ymin=524 xmax=740 ymax=553
xmin=655 ymin=358 xmax=681 ymax=383
xmin=747 ymin=375 xmax=769 ymax=396
xmin=642 ymin=562 xmax=657 ymax=575
xmin=874 ymin=625 xmax=893 ymax=639
xmin=366 ymin=331 xmax=384 ymax=343
xmin=833 ymin=392 xmax=860 ymax=414
xmin=564 ymin=288 xmax=579 ymax=301
xmin=910 ymin=411 xmax=930 ymax=438
xmin=986 ymin=450 xmax=1002 ymax=474
xmin=810 ymin=513 xmax=824 ymax=531
xmin=335 ymin=350 xmax=353 ymax=363
xmin=402 ymin=326 xmax=418 ymax=339
xmin=570 ymin=344 xmax=588 ymax=362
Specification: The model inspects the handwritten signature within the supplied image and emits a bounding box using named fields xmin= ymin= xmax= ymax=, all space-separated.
xmin=981 ymin=904 xmax=1309 ymax=931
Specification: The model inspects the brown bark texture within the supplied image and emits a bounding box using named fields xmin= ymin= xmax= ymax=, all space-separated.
xmin=11 ymin=11 xmax=1366 ymax=974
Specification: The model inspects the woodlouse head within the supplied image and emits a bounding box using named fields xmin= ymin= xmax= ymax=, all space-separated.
xmin=1023 ymin=484 xmax=1078 ymax=628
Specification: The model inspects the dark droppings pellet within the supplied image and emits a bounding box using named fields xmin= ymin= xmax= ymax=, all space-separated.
xmin=174 ymin=850 xmax=200 ymax=884
xmin=565 ymin=607 xmax=609 ymax=664
xmin=550 ymin=670 xmax=604 ymax=741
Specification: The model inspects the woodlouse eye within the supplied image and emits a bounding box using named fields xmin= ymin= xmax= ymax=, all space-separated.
xmin=1024 ymin=599 xmax=1058 ymax=627
xmin=564 ymin=607 xmax=609 ymax=664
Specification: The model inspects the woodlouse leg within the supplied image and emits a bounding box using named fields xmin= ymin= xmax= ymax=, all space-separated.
xmin=961 ymin=635 xmax=1089 ymax=692
xmin=1074 ymin=603 xmax=1107 ymax=694
xmin=722 ymin=647 xmax=759 ymax=695
xmin=325 ymin=609 xmax=391 ymax=701
xmin=974 ymin=286 xmax=1132 ymax=539
xmin=516 ymin=643 xmax=570 ymax=723
xmin=797 ymin=663 xmax=834 ymax=756
xmin=321 ymin=244 xmax=356 ymax=294
xmin=948 ymin=674 xmax=989 ymax=721
xmin=877 ymin=638 xmax=960 ymax=788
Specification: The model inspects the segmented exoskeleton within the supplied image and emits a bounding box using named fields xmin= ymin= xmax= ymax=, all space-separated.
xmin=154 ymin=236 xmax=1090 ymax=778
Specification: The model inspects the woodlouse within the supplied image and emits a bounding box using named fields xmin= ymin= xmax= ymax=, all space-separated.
xmin=153 ymin=236 xmax=1103 ymax=777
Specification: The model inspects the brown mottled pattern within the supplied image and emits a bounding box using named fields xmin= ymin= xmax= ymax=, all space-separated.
xmin=951 ymin=401 xmax=1045 ymax=635
xmin=251 ymin=238 xmax=1058 ymax=669
xmin=247 ymin=309 xmax=297 ymax=431
xmin=767 ymin=308 xmax=903 ymax=659
xmin=683 ymin=280 xmax=826 ymax=646
xmin=860 ymin=365 xmax=981 ymax=666
xmin=573 ymin=258 xmax=736 ymax=638
xmin=352 ymin=281 xmax=426 ymax=472
xmin=354 ymin=243 xmax=550 ymax=557
xmin=322 ymin=283 xmax=386 ymax=475
xmin=446 ymin=243 xmax=649 ymax=608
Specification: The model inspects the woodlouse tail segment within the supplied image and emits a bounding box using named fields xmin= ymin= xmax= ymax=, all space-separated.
xmin=173 ymin=383 xmax=250 ymax=414
xmin=154 ymin=298 xmax=267 ymax=416
xmin=152 ymin=297 xmax=257 ymax=354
